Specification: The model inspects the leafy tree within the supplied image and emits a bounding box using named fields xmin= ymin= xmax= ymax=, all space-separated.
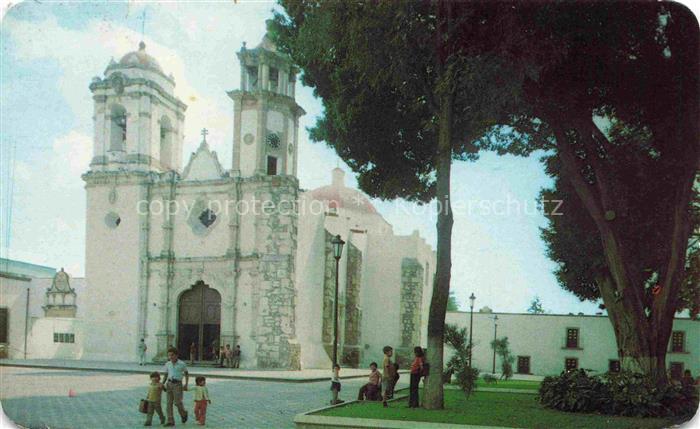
xmin=527 ymin=296 xmax=546 ymax=314
xmin=491 ymin=337 xmax=514 ymax=380
xmin=447 ymin=291 xmax=460 ymax=312
xmin=481 ymin=3 xmax=699 ymax=384
xmin=270 ymin=0 xmax=521 ymax=408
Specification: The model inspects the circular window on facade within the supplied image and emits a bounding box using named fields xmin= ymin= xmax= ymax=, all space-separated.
xmin=244 ymin=133 xmax=255 ymax=145
xmin=105 ymin=212 xmax=121 ymax=229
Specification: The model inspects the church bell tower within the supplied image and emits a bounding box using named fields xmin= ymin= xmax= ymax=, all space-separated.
xmin=228 ymin=34 xmax=305 ymax=177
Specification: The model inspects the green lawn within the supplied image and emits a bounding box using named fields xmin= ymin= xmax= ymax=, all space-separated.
xmin=319 ymin=389 xmax=680 ymax=429
xmin=476 ymin=379 xmax=541 ymax=390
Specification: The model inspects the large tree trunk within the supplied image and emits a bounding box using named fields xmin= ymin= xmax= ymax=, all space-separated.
xmin=548 ymin=116 xmax=695 ymax=386
xmin=423 ymin=89 xmax=454 ymax=410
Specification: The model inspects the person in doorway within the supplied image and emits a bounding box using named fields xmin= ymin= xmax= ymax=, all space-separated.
xmin=408 ymin=346 xmax=425 ymax=408
xmin=189 ymin=342 xmax=196 ymax=365
xmin=144 ymin=371 xmax=165 ymax=426
xmin=381 ymin=346 xmax=396 ymax=407
xmin=193 ymin=376 xmax=211 ymax=425
xmin=232 ymin=345 xmax=241 ymax=368
xmin=330 ymin=364 xmax=344 ymax=405
xmin=162 ymin=347 xmax=189 ymax=426
xmin=218 ymin=346 xmax=226 ymax=367
xmin=357 ymin=362 xmax=382 ymax=401
xmin=138 ymin=338 xmax=148 ymax=366
xmin=224 ymin=344 xmax=233 ymax=368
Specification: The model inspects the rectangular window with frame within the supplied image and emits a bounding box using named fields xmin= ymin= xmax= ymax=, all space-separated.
xmin=0 ymin=308 xmax=8 ymax=344
xmin=565 ymin=358 xmax=578 ymax=371
xmin=53 ymin=333 xmax=75 ymax=344
xmin=608 ymin=359 xmax=621 ymax=373
xmin=670 ymin=331 xmax=685 ymax=352
xmin=566 ymin=328 xmax=580 ymax=349
xmin=517 ymin=356 xmax=531 ymax=374
xmin=670 ymin=362 xmax=684 ymax=380
xmin=267 ymin=156 xmax=277 ymax=176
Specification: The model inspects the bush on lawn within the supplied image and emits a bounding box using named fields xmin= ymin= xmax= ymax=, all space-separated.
xmin=483 ymin=373 xmax=498 ymax=384
xmin=539 ymin=369 xmax=699 ymax=418
xmin=455 ymin=366 xmax=480 ymax=397
xmin=538 ymin=369 xmax=607 ymax=412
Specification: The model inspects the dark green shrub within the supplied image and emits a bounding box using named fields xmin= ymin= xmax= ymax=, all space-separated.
xmin=483 ymin=373 xmax=498 ymax=384
xmin=539 ymin=369 xmax=700 ymax=418
xmin=455 ymin=366 xmax=480 ymax=397
xmin=538 ymin=369 xmax=608 ymax=412
xmin=602 ymin=371 xmax=699 ymax=418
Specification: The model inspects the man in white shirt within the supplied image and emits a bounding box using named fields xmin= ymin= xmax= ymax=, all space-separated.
xmin=161 ymin=347 xmax=189 ymax=426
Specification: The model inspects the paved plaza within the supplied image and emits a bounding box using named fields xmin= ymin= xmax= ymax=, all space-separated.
xmin=0 ymin=366 xmax=408 ymax=429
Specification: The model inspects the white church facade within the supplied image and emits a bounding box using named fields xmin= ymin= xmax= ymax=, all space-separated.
xmin=59 ymin=34 xmax=436 ymax=369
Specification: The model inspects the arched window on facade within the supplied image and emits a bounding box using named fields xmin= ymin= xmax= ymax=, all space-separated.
xmin=109 ymin=104 xmax=127 ymax=151
xmin=160 ymin=116 xmax=173 ymax=170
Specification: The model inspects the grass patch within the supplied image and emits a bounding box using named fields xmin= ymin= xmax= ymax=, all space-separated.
xmin=318 ymin=389 xmax=679 ymax=429
xmin=476 ymin=379 xmax=541 ymax=390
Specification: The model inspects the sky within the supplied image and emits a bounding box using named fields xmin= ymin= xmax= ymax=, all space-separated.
xmin=0 ymin=0 xmax=605 ymax=315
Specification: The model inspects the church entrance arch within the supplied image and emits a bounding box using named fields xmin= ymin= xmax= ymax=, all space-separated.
xmin=177 ymin=281 xmax=221 ymax=362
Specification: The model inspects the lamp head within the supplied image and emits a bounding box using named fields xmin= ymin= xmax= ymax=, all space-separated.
xmin=331 ymin=234 xmax=345 ymax=260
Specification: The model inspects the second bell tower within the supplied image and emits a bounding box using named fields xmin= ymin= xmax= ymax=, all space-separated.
xmin=228 ymin=34 xmax=305 ymax=178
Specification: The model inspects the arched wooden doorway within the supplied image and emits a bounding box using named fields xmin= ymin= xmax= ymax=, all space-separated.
xmin=177 ymin=281 xmax=221 ymax=362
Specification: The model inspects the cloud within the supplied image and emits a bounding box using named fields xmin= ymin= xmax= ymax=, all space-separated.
xmin=3 ymin=13 xmax=230 ymax=165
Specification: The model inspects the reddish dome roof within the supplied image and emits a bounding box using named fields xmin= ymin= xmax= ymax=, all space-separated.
xmin=308 ymin=168 xmax=378 ymax=215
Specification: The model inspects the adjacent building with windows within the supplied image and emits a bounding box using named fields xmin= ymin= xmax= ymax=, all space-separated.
xmin=0 ymin=259 xmax=85 ymax=360
xmin=446 ymin=309 xmax=699 ymax=377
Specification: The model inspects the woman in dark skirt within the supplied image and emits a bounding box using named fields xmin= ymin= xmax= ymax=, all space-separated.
xmin=408 ymin=346 xmax=425 ymax=408
xmin=330 ymin=364 xmax=344 ymax=405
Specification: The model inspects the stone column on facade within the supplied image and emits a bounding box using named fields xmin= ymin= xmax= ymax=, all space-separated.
xmin=282 ymin=111 xmax=290 ymax=174
xmin=262 ymin=63 xmax=270 ymax=91
xmin=292 ymin=115 xmax=299 ymax=176
xmin=255 ymin=99 xmax=268 ymax=175
xmin=231 ymin=98 xmax=243 ymax=177
xmin=93 ymin=95 xmax=106 ymax=162
xmin=137 ymin=179 xmax=152 ymax=341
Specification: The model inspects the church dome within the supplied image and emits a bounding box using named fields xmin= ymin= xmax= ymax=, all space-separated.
xmin=308 ymin=168 xmax=378 ymax=215
xmin=117 ymin=41 xmax=163 ymax=74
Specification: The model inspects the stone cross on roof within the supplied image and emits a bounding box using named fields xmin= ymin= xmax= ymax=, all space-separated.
xmin=201 ymin=128 xmax=209 ymax=143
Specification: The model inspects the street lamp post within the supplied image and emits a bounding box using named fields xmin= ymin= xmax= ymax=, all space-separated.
xmin=331 ymin=234 xmax=345 ymax=368
xmin=468 ymin=293 xmax=476 ymax=368
xmin=492 ymin=315 xmax=498 ymax=374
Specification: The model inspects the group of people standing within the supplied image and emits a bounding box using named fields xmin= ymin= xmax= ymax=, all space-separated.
xmin=214 ymin=344 xmax=241 ymax=368
xmin=331 ymin=345 xmax=427 ymax=408
xmin=142 ymin=347 xmax=211 ymax=426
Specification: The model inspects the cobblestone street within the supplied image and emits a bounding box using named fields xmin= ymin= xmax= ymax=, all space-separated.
xmin=0 ymin=366 xmax=407 ymax=429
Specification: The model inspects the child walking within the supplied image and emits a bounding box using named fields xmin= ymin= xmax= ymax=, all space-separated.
xmin=193 ymin=376 xmax=211 ymax=425
xmin=144 ymin=372 xmax=165 ymax=426
xmin=330 ymin=364 xmax=344 ymax=405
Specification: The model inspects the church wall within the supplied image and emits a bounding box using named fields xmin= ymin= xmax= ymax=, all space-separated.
xmin=294 ymin=198 xmax=328 ymax=368
xmin=170 ymin=185 xmax=231 ymax=258
xmin=245 ymin=177 xmax=300 ymax=368
xmin=239 ymin=110 xmax=257 ymax=177
xmin=83 ymin=180 xmax=145 ymax=361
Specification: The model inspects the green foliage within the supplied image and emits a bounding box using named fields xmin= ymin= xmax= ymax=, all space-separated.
xmin=443 ymin=324 xmax=478 ymax=396
xmin=490 ymin=337 xmax=514 ymax=380
xmin=539 ymin=369 xmax=699 ymax=417
xmin=455 ymin=367 xmax=480 ymax=398
xmin=443 ymin=324 xmax=469 ymax=383
xmin=527 ymin=296 xmax=545 ymax=314
xmin=538 ymin=369 xmax=608 ymax=413
xmin=482 ymin=373 xmax=498 ymax=384
xmin=447 ymin=291 xmax=460 ymax=312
